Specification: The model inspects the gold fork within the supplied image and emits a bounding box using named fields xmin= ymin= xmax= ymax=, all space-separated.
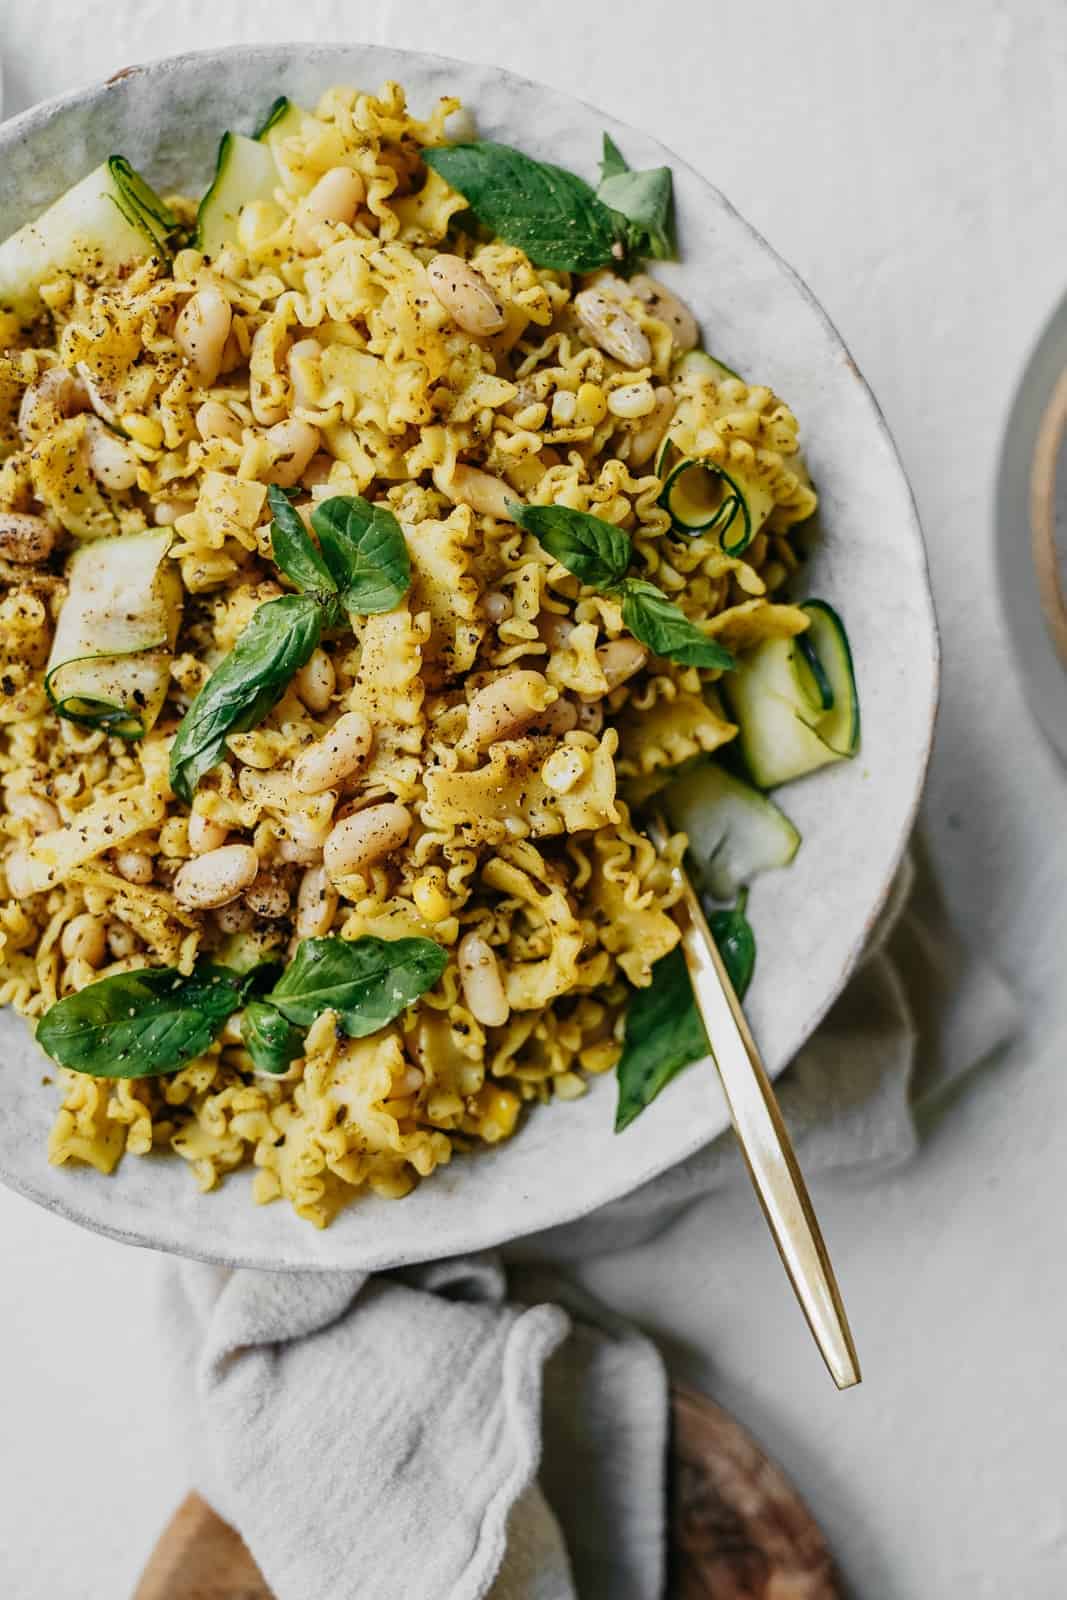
xmin=647 ymin=814 xmax=861 ymax=1390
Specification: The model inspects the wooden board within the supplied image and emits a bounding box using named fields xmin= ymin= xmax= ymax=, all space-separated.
xmin=134 ymin=1385 xmax=841 ymax=1599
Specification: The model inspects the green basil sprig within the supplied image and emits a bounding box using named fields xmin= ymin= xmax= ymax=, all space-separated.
xmin=267 ymin=935 xmax=448 ymax=1038
xmin=706 ymin=889 xmax=756 ymax=1000
xmin=35 ymin=961 xmax=254 ymax=1079
xmin=510 ymin=502 xmax=735 ymax=673
xmin=243 ymin=998 xmax=306 ymax=1076
xmin=614 ymin=947 xmax=708 ymax=1132
xmin=35 ymin=934 xmax=448 ymax=1080
xmin=614 ymin=897 xmax=757 ymax=1130
xmin=169 ymin=592 xmax=323 ymax=804
xmin=424 ymin=140 xmax=620 ymax=272
xmin=170 ymin=492 xmax=411 ymax=803
xmin=596 ymin=134 xmax=674 ymax=263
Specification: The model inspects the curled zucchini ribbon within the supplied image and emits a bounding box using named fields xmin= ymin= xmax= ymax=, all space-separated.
xmin=657 ymin=442 xmax=753 ymax=555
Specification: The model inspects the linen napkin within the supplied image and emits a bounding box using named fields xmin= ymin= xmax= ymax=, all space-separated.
xmin=160 ymin=846 xmax=1017 ymax=1600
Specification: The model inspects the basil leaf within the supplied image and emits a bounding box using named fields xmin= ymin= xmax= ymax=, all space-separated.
xmin=170 ymin=593 xmax=323 ymax=803
xmin=309 ymin=497 xmax=411 ymax=616
xmin=36 ymin=962 xmax=248 ymax=1079
xmin=620 ymin=579 xmax=736 ymax=671
xmin=268 ymin=934 xmax=447 ymax=1037
xmin=707 ymin=889 xmax=756 ymax=1000
xmin=615 ymin=946 xmax=708 ymax=1131
xmin=510 ymin=502 xmax=632 ymax=588
xmin=243 ymin=999 xmax=305 ymax=1075
xmin=268 ymin=483 xmax=339 ymax=603
xmin=595 ymin=133 xmax=674 ymax=262
xmin=423 ymin=141 xmax=620 ymax=273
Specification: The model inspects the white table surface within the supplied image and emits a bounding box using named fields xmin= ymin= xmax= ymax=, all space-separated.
xmin=2 ymin=2 xmax=1066 ymax=1595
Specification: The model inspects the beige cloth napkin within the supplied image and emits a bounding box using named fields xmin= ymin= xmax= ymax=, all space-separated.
xmin=160 ymin=845 xmax=1018 ymax=1600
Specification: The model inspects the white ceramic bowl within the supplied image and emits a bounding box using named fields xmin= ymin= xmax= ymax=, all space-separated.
xmin=0 ymin=44 xmax=938 ymax=1269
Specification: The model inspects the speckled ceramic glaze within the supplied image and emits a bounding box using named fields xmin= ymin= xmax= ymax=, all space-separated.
xmin=0 ymin=44 xmax=938 ymax=1270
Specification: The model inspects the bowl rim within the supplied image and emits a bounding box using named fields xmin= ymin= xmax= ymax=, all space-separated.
xmin=0 ymin=42 xmax=940 ymax=1268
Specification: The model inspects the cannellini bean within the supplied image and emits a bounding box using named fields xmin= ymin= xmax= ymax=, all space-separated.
xmin=188 ymin=811 xmax=229 ymax=855
xmin=18 ymin=366 xmax=88 ymax=440
xmin=574 ymin=699 xmax=604 ymax=734
xmin=324 ymin=802 xmax=412 ymax=880
xmin=175 ymin=288 xmax=232 ymax=387
xmin=86 ymin=420 xmax=140 ymax=492
xmin=60 ymin=913 xmax=106 ymax=967
xmin=295 ymin=864 xmax=339 ymax=938
xmin=114 ymin=850 xmax=154 ymax=885
xmin=264 ymin=418 xmax=321 ymax=488
xmin=293 ymin=648 xmax=335 ymax=714
xmin=8 ymin=791 xmax=59 ymax=831
xmin=629 ymin=274 xmax=699 ymax=352
xmin=245 ymin=871 xmax=290 ymax=919
xmin=458 ymin=932 xmax=509 ymax=1028
xmin=195 ymin=399 xmax=243 ymax=442
xmin=174 ymin=843 xmax=259 ymax=909
xmin=294 ymin=167 xmax=365 ymax=252
xmin=153 ymin=499 xmax=186 ymax=527
xmin=629 ymin=386 xmax=676 ymax=466
xmin=427 ymin=254 xmax=506 ymax=337
xmin=433 ymin=463 xmax=517 ymax=521
xmin=551 ymin=390 xmax=577 ymax=425
xmin=534 ymin=696 xmax=579 ymax=737
xmin=573 ymin=288 xmax=651 ymax=368
xmin=539 ymin=612 xmax=574 ymax=651
xmin=293 ymin=711 xmax=373 ymax=795
xmin=5 ymin=847 xmax=34 ymax=900
xmin=0 ymin=512 xmax=56 ymax=564
xmin=595 ymin=638 xmax=648 ymax=692
xmin=607 ymin=381 xmax=656 ymax=420
xmin=467 ymin=670 xmax=556 ymax=748
xmin=213 ymin=901 xmax=253 ymax=934
xmin=287 ymin=339 xmax=322 ymax=409
xmin=106 ymin=921 xmax=139 ymax=960
xmin=483 ymin=591 xmax=512 ymax=624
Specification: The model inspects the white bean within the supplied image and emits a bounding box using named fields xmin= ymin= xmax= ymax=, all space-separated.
xmin=213 ymin=901 xmax=253 ymax=934
xmin=629 ymin=274 xmax=699 ymax=352
xmin=174 ymin=843 xmax=259 ymax=910
xmin=60 ymin=913 xmax=106 ymax=967
xmin=433 ymin=463 xmax=517 ymax=521
xmin=467 ymin=670 xmax=555 ymax=748
xmin=629 ymin=386 xmax=676 ymax=467
xmin=458 ymin=932 xmax=509 ymax=1028
xmin=535 ymin=697 xmax=579 ymax=737
xmin=153 ymin=499 xmax=186 ymax=527
xmin=293 ymin=711 xmax=373 ymax=795
xmin=427 ymin=254 xmax=506 ymax=337
xmin=324 ymin=802 xmax=412 ymax=880
xmin=287 ymin=339 xmax=322 ymax=409
xmin=8 ymin=791 xmax=59 ymax=831
xmin=5 ymin=848 xmax=34 ymax=899
xmin=293 ymin=648 xmax=335 ymax=714
xmin=188 ymin=812 xmax=229 ymax=855
xmin=106 ymin=921 xmax=139 ymax=959
xmin=114 ymin=850 xmax=154 ymax=885
xmin=483 ymin=591 xmax=512 ymax=624
xmin=264 ymin=418 xmax=321 ymax=488
xmin=18 ymin=366 xmax=88 ymax=440
xmin=195 ymin=399 xmax=243 ymax=442
xmin=0 ymin=513 xmax=56 ymax=565
xmin=595 ymin=638 xmax=648 ymax=692
xmin=175 ymin=288 xmax=233 ymax=386
xmin=574 ymin=288 xmax=651 ymax=368
xmin=295 ymin=864 xmax=338 ymax=938
xmin=294 ymin=167 xmax=365 ymax=253
xmin=245 ymin=872 xmax=290 ymax=919
xmin=86 ymin=420 xmax=140 ymax=492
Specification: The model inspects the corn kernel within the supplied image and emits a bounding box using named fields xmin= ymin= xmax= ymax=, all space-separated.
xmin=583 ymin=1040 xmax=621 ymax=1075
xmin=412 ymin=867 xmax=451 ymax=923
xmin=607 ymin=381 xmax=656 ymax=419
xmin=574 ymin=382 xmax=607 ymax=426
xmin=122 ymin=413 xmax=164 ymax=449
xmin=476 ymin=1085 xmax=522 ymax=1142
xmin=541 ymin=746 xmax=588 ymax=795
xmin=514 ymin=401 xmax=548 ymax=431
xmin=553 ymin=1071 xmax=587 ymax=1101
